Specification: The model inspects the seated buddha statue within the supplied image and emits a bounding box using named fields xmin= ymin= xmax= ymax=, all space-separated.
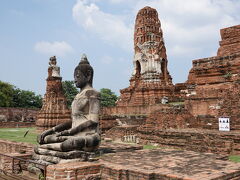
xmin=34 ymin=54 xmax=100 ymax=163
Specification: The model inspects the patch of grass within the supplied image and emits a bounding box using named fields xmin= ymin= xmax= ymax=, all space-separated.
xmin=143 ymin=144 xmax=159 ymax=149
xmin=168 ymin=102 xmax=185 ymax=106
xmin=0 ymin=127 xmax=38 ymax=144
xmin=229 ymin=155 xmax=240 ymax=163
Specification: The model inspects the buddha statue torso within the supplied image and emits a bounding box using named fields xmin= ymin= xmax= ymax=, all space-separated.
xmin=71 ymin=88 xmax=100 ymax=136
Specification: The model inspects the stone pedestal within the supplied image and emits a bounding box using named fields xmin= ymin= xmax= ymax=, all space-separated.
xmin=36 ymin=57 xmax=71 ymax=132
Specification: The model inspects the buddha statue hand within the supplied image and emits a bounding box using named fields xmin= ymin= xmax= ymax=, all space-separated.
xmin=37 ymin=128 xmax=54 ymax=144
xmin=56 ymin=130 xmax=70 ymax=137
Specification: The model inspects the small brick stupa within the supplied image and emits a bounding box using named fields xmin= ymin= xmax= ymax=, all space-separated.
xmin=36 ymin=56 xmax=71 ymax=131
xmin=117 ymin=6 xmax=174 ymax=106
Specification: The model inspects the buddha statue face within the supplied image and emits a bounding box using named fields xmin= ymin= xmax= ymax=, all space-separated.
xmin=74 ymin=55 xmax=93 ymax=89
xmin=74 ymin=68 xmax=88 ymax=88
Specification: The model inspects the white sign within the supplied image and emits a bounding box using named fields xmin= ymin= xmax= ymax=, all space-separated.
xmin=219 ymin=117 xmax=230 ymax=131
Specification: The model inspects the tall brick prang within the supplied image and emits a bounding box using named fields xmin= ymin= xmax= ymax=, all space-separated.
xmin=117 ymin=6 xmax=174 ymax=106
xmin=36 ymin=56 xmax=71 ymax=132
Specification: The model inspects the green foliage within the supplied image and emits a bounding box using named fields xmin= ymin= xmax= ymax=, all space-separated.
xmin=229 ymin=155 xmax=240 ymax=163
xmin=62 ymin=80 xmax=78 ymax=107
xmin=0 ymin=80 xmax=42 ymax=108
xmin=0 ymin=127 xmax=38 ymax=144
xmin=223 ymin=72 xmax=232 ymax=79
xmin=12 ymin=88 xmax=42 ymax=108
xmin=100 ymin=88 xmax=118 ymax=107
xmin=0 ymin=81 xmax=14 ymax=107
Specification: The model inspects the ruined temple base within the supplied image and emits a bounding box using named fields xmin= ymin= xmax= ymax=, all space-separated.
xmin=104 ymin=127 xmax=240 ymax=155
xmin=32 ymin=150 xmax=98 ymax=165
xmin=138 ymin=128 xmax=240 ymax=155
xmin=45 ymin=149 xmax=240 ymax=180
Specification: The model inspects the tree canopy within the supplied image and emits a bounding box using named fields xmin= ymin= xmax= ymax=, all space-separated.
xmin=100 ymin=88 xmax=118 ymax=107
xmin=0 ymin=81 xmax=14 ymax=107
xmin=0 ymin=81 xmax=42 ymax=108
xmin=62 ymin=80 xmax=79 ymax=108
xmin=62 ymin=82 xmax=118 ymax=108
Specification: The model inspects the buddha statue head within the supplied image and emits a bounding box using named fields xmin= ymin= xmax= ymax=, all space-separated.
xmin=74 ymin=54 xmax=94 ymax=89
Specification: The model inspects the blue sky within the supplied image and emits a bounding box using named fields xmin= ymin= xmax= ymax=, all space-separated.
xmin=1 ymin=0 xmax=240 ymax=96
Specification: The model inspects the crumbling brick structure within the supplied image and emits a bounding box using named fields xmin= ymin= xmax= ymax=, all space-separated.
xmin=36 ymin=57 xmax=71 ymax=131
xmin=185 ymin=24 xmax=240 ymax=130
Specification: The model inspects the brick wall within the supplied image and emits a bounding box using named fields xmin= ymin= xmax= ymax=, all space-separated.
xmin=0 ymin=122 xmax=35 ymax=128
xmin=100 ymin=104 xmax=166 ymax=133
xmin=138 ymin=129 xmax=240 ymax=155
xmin=104 ymin=126 xmax=138 ymax=141
xmin=187 ymin=53 xmax=240 ymax=86
xmin=0 ymin=139 xmax=33 ymax=154
xmin=101 ymin=104 xmax=166 ymax=115
xmin=0 ymin=153 xmax=32 ymax=173
xmin=217 ymin=24 xmax=240 ymax=56
xmin=100 ymin=114 xmax=146 ymax=133
xmin=0 ymin=140 xmax=33 ymax=174
xmin=139 ymin=106 xmax=196 ymax=131
xmin=46 ymin=162 xmax=101 ymax=180
xmin=0 ymin=107 xmax=38 ymax=122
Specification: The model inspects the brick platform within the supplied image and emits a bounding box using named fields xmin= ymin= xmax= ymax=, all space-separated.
xmin=138 ymin=128 xmax=240 ymax=155
xmin=45 ymin=148 xmax=240 ymax=180
xmin=100 ymin=149 xmax=240 ymax=180
xmin=46 ymin=161 xmax=101 ymax=180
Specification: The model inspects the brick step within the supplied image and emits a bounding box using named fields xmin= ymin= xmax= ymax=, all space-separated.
xmin=0 ymin=173 xmax=23 ymax=180
xmin=0 ymin=171 xmax=38 ymax=180
xmin=22 ymin=170 xmax=39 ymax=180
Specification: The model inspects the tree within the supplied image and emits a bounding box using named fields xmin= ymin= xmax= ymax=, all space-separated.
xmin=12 ymin=88 xmax=42 ymax=108
xmin=0 ymin=81 xmax=42 ymax=108
xmin=100 ymin=88 xmax=118 ymax=107
xmin=62 ymin=80 xmax=78 ymax=108
xmin=0 ymin=81 xmax=14 ymax=107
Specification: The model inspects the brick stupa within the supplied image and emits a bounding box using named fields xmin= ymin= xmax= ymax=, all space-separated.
xmin=36 ymin=56 xmax=71 ymax=131
xmin=117 ymin=6 xmax=174 ymax=106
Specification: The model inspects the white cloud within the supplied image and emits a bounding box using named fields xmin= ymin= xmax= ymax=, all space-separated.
xmin=34 ymin=41 xmax=73 ymax=57
xmin=72 ymin=0 xmax=133 ymax=52
xmin=73 ymin=0 xmax=240 ymax=58
xmin=100 ymin=55 xmax=113 ymax=64
xmin=131 ymin=0 xmax=240 ymax=57
xmin=108 ymin=0 xmax=125 ymax=4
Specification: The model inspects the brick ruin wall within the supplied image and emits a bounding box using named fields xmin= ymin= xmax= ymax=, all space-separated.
xmin=100 ymin=104 xmax=167 ymax=132
xmin=46 ymin=162 xmax=101 ymax=180
xmin=217 ymin=24 xmax=240 ymax=56
xmin=188 ymin=53 xmax=240 ymax=86
xmin=0 ymin=107 xmax=38 ymax=122
xmin=138 ymin=129 xmax=240 ymax=155
xmin=0 ymin=139 xmax=33 ymax=154
xmin=184 ymin=24 xmax=240 ymax=129
xmin=138 ymin=106 xmax=197 ymax=131
xmin=0 ymin=140 xmax=34 ymax=173
xmin=0 ymin=107 xmax=38 ymax=128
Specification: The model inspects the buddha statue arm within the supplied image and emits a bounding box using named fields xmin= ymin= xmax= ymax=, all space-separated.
xmin=68 ymin=120 xmax=98 ymax=135
xmin=38 ymin=121 xmax=72 ymax=144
